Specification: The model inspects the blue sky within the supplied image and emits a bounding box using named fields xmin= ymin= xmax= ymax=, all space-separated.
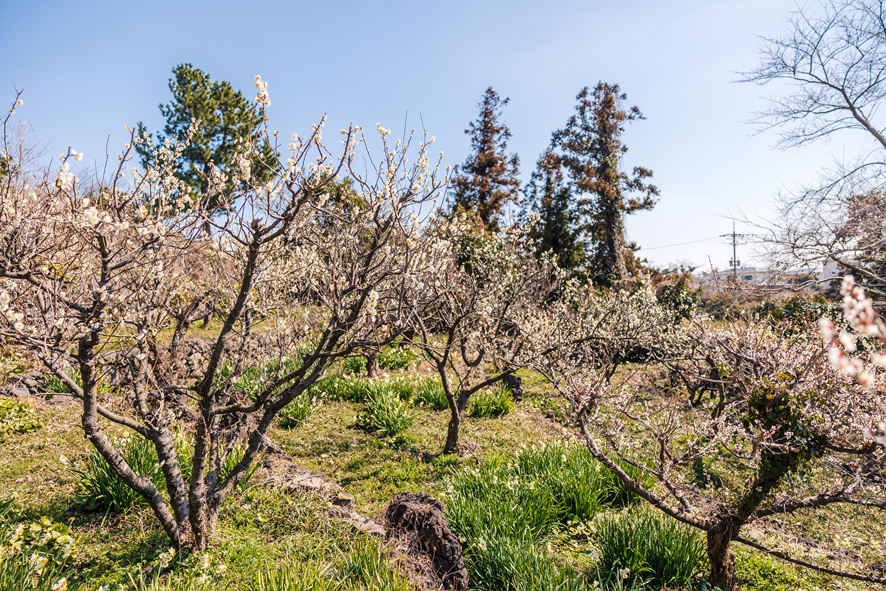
xmin=2 ymin=0 xmax=876 ymax=270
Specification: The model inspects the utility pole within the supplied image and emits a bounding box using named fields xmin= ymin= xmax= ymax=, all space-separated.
xmin=720 ymin=222 xmax=753 ymax=277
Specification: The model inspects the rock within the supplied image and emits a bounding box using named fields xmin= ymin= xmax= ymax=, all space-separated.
xmin=260 ymin=445 xmax=386 ymax=536
xmin=384 ymin=492 xmax=468 ymax=591
xmin=352 ymin=516 xmax=386 ymax=536
xmin=0 ymin=383 xmax=30 ymax=398
xmin=19 ymin=375 xmax=41 ymax=391
xmin=333 ymin=492 xmax=355 ymax=511
xmin=504 ymin=374 xmax=523 ymax=401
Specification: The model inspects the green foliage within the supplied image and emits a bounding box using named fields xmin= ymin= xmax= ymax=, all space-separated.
xmin=412 ymin=376 xmax=449 ymax=410
xmin=309 ymin=375 xmax=414 ymax=405
xmin=377 ymin=346 xmax=416 ymax=371
xmin=655 ymin=274 xmax=699 ymax=321
xmin=733 ymin=547 xmax=807 ymax=591
xmin=449 ymin=87 xmax=521 ymax=230
xmin=592 ymin=507 xmax=706 ymax=589
xmin=342 ymin=356 xmax=366 ymax=375
xmin=552 ymin=83 xmax=658 ymax=286
xmin=252 ymin=564 xmax=334 ymax=591
xmin=0 ymin=349 xmax=28 ymax=386
xmin=278 ymin=393 xmax=317 ymax=428
xmin=341 ymin=346 xmax=416 ymax=374
xmin=135 ymin=63 xmax=275 ymax=209
xmin=465 ymin=535 xmax=587 ymax=591
xmin=215 ymin=357 xmax=301 ymax=400
xmin=596 ymin=457 xmax=653 ymax=509
xmin=0 ymin=398 xmax=42 ymax=435
xmin=72 ymin=435 xmax=254 ymax=513
xmin=0 ymin=495 xmax=15 ymax=521
xmin=40 ymin=370 xmax=115 ymax=398
xmin=355 ymin=386 xmax=414 ymax=437
xmin=446 ymin=442 xmax=655 ymax=591
xmin=741 ymin=373 xmax=828 ymax=513
xmin=469 ymin=385 xmax=515 ymax=418
xmin=755 ymin=295 xmax=841 ymax=334
xmin=72 ymin=435 xmax=167 ymax=512
xmin=524 ymin=148 xmax=586 ymax=275
xmin=0 ymin=515 xmax=80 ymax=591
xmin=308 ymin=376 xmax=373 ymax=403
xmin=337 ymin=539 xmax=413 ymax=591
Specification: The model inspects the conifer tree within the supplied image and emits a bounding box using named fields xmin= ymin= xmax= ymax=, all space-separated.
xmin=136 ymin=63 xmax=276 ymax=221
xmin=552 ymin=83 xmax=658 ymax=286
xmin=450 ymin=87 xmax=521 ymax=230
xmin=523 ymin=148 xmax=585 ymax=273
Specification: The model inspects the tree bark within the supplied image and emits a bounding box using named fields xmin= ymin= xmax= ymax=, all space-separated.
xmin=443 ymin=404 xmax=461 ymax=454
xmin=365 ymin=350 xmax=379 ymax=378
xmin=706 ymin=527 xmax=736 ymax=590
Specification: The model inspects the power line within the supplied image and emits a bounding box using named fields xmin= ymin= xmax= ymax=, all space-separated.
xmin=638 ymin=236 xmax=720 ymax=251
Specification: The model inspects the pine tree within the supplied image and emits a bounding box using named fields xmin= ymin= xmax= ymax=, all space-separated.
xmin=136 ymin=63 xmax=276 ymax=220
xmin=523 ymin=148 xmax=585 ymax=273
xmin=552 ymin=83 xmax=658 ymax=286
xmin=450 ymin=87 xmax=521 ymax=230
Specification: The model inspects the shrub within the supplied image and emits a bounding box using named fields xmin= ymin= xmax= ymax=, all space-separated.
xmin=412 ymin=376 xmax=449 ymax=410
xmin=592 ymin=507 xmax=706 ymax=589
xmin=655 ymin=273 xmax=699 ymax=322
xmin=0 ymin=398 xmax=42 ymax=435
xmin=468 ymin=385 xmax=514 ymax=418
xmin=355 ymin=386 xmax=414 ymax=437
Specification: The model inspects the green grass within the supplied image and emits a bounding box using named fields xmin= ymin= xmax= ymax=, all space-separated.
xmin=0 ymin=364 xmax=877 ymax=591
xmin=355 ymin=386 xmax=415 ymax=437
xmin=412 ymin=376 xmax=448 ymax=410
xmin=342 ymin=356 xmax=366 ymax=375
xmin=469 ymin=384 xmax=515 ymax=418
xmin=340 ymin=346 xmax=416 ymax=376
xmin=444 ymin=441 xmax=691 ymax=591
xmin=279 ymin=393 xmax=317 ymax=428
xmin=592 ymin=507 xmax=706 ymax=589
xmin=71 ymin=435 xmax=255 ymax=514
xmin=337 ymin=538 xmax=413 ymax=591
xmin=40 ymin=370 xmax=115 ymax=398
xmin=376 ymin=346 xmax=416 ymax=371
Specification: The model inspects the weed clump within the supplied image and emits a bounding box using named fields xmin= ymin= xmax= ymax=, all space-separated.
xmin=468 ymin=385 xmax=514 ymax=418
xmin=355 ymin=386 xmax=414 ymax=437
xmin=279 ymin=393 xmax=318 ymax=428
xmin=0 ymin=398 xmax=42 ymax=435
